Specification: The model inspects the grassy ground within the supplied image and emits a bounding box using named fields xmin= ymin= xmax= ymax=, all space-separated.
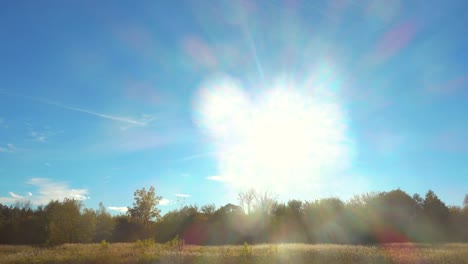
xmin=1 ymin=242 xmax=468 ymax=264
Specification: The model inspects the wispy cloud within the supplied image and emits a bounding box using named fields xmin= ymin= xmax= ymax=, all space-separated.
xmin=31 ymin=131 xmax=47 ymax=142
xmin=0 ymin=143 xmax=16 ymax=153
xmin=0 ymin=89 xmax=152 ymax=126
xmin=26 ymin=124 xmax=64 ymax=143
xmin=0 ymin=117 xmax=7 ymax=128
xmin=8 ymin=192 xmax=23 ymax=199
xmin=206 ymin=176 xmax=229 ymax=182
xmin=175 ymin=193 xmax=190 ymax=198
xmin=0 ymin=191 xmax=28 ymax=204
xmin=160 ymin=199 xmax=170 ymax=205
xmin=108 ymin=206 xmax=128 ymax=213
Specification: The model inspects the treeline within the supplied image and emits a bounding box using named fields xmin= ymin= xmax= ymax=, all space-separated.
xmin=1 ymin=187 xmax=468 ymax=245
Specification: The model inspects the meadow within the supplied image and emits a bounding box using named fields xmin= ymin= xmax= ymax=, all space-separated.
xmin=1 ymin=242 xmax=468 ymax=264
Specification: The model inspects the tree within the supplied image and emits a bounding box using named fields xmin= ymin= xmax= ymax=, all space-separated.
xmin=127 ymin=186 xmax=162 ymax=224
xmin=423 ymin=190 xmax=449 ymax=224
xmin=422 ymin=190 xmax=450 ymax=241
xmin=255 ymin=190 xmax=277 ymax=215
xmin=238 ymin=188 xmax=257 ymax=215
xmin=463 ymin=194 xmax=468 ymax=209
xmin=45 ymin=199 xmax=83 ymax=244
xmin=94 ymin=202 xmax=115 ymax=242
xmin=79 ymin=208 xmax=96 ymax=243
xmin=127 ymin=186 xmax=162 ymax=239
xmin=201 ymin=204 xmax=216 ymax=215
xmin=412 ymin=193 xmax=424 ymax=209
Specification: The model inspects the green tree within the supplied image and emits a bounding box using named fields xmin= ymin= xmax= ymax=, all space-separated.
xmin=94 ymin=202 xmax=115 ymax=242
xmin=45 ymin=199 xmax=82 ymax=244
xmin=127 ymin=186 xmax=162 ymax=239
xmin=422 ymin=190 xmax=450 ymax=241
xmin=128 ymin=186 xmax=162 ymax=224
xmin=79 ymin=208 xmax=96 ymax=243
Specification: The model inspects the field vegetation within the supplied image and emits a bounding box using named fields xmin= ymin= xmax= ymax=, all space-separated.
xmin=2 ymin=187 xmax=468 ymax=263
xmin=2 ymin=242 xmax=468 ymax=264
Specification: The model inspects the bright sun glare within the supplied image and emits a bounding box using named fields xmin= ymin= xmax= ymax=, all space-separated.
xmin=194 ymin=73 xmax=352 ymax=197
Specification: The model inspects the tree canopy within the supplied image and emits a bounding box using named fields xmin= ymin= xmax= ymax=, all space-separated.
xmin=1 ymin=187 xmax=468 ymax=245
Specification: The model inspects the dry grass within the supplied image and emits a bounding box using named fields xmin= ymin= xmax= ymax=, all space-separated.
xmin=1 ymin=243 xmax=468 ymax=264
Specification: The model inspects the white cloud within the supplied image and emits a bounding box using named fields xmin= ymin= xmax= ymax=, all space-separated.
xmin=175 ymin=193 xmax=190 ymax=198
xmin=25 ymin=178 xmax=89 ymax=205
xmin=31 ymin=131 xmax=47 ymax=142
xmin=160 ymin=199 xmax=170 ymax=205
xmin=206 ymin=175 xmax=229 ymax=182
xmin=27 ymin=192 xmax=32 ymax=197
xmin=108 ymin=206 xmax=128 ymax=213
xmin=29 ymin=127 xmax=64 ymax=143
xmin=0 ymin=191 xmax=28 ymax=204
xmin=8 ymin=192 xmax=23 ymax=199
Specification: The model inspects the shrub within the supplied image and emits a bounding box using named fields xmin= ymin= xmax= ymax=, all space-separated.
xmin=135 ymin=239 xmax=156 ymax=250
xmin=100 ymin=240 xmax=110 ymax=249
xmin=165 ymin=235 xmax=185 ymax=252
xmin=241 ymin=242 xmax=253 ymax=257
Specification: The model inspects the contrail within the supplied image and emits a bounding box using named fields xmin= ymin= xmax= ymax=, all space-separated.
xmin=0 ymin=89 xmax=148 ymax=126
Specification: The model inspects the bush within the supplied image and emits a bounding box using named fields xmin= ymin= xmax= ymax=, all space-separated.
xmin=100 ymin=240 xmax=110 ymax=249
xmin=135 ymin=239 xmax=155 ymax=250
xmin=241 ymin=242 xmax=252 ymax=257
xmin=165 ymin=235 xmax=185 ymax=252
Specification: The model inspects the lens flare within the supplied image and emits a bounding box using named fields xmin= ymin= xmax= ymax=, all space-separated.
xmin=193 ymin=72 xmax=352 ymax=197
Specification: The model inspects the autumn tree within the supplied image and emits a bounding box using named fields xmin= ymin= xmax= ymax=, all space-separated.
xmin=127 ymin=186 xmax=162 ymax=239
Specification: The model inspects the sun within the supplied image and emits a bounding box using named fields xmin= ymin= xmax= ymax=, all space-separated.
xmin=193 ymin=74 xmax=351 ymax=196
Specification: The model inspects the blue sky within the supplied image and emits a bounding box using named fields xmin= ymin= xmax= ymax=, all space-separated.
xmin=1 ymin=0 xmax=467 ymax=214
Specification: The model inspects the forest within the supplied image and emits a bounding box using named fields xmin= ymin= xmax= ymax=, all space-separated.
xmin=1 ymin=187 xmax=468 ymax=246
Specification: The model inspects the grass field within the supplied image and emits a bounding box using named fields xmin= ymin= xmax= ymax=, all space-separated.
xmin=1 ymin=242 xmax=468 ymax=264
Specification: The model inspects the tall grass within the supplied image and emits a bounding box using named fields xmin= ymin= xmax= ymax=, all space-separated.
xmin=1 ymin=243 xmax=468 ymax=264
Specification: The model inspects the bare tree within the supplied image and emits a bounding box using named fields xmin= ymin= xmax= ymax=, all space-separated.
xmin=238 ymin=188 xmax=257 ymax=215
xmin=464 ymin=194 xmax=468 ymax=209
xmin=255 ymin=190 xmax=277 ymax=215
